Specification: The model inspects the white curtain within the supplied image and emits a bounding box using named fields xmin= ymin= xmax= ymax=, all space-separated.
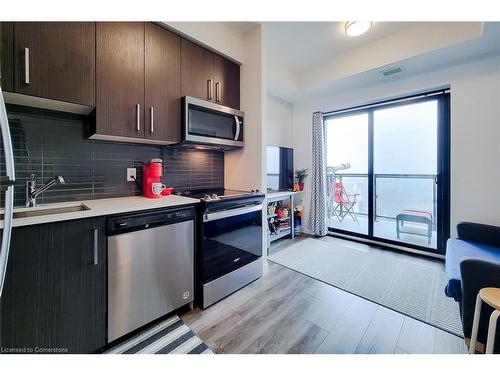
xmin=308 ymin=111 xmax=328 ymax=236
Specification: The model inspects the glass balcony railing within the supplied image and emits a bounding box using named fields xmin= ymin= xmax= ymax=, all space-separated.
xmin=327 ymin=172 xmax=437 ymax=248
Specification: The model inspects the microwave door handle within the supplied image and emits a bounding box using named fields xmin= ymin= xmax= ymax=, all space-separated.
xmin=233 ymin=115 xmax=240 ymax=141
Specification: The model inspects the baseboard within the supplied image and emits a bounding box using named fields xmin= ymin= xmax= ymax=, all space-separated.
xmin=327 ymin=231 xmax=445 ymax=260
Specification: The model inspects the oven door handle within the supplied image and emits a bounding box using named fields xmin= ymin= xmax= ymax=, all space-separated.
xmin=204 ymin=204 xmax=262 ymax=222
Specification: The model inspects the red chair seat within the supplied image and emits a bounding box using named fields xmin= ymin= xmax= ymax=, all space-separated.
xmin=335 ymin=197 xmax=349 ymax=204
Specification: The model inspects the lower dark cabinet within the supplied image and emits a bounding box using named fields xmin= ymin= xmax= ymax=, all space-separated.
xmin=0 ymin=217 xmax=106 ymax=354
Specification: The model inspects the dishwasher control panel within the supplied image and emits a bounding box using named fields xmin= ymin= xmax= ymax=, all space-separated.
xmin=107 ymin=206 xmax=196 ymax=235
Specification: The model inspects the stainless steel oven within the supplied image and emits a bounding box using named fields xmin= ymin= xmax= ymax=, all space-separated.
xmin=181 ymin=96 xmax=244 ymax=150
xmin=198 ymin=193 xmax=264 ymax=308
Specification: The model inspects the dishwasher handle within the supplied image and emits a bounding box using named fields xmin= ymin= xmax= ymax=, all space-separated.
xmin=107 ymin=206 xmax=196 ymax=236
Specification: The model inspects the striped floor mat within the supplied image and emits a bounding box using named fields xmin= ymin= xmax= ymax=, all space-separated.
xmin=105 ymin=315 xmax=213 ymax=354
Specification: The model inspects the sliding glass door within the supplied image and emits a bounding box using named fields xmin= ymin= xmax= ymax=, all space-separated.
xmin=373 ymin=100 xmax=439 ymax=248
xmin=325 ymin=113 xmax=369 ymax=235
xmin=324 ymin=92 xmax=450 ymax=254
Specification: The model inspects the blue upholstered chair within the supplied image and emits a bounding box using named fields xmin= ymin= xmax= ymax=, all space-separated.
xmin=445 ymin=222 xmax=500 ymax=353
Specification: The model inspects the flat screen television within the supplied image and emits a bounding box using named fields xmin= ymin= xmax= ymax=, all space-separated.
xmin=266 ymin=145 xmax=294 ymax=192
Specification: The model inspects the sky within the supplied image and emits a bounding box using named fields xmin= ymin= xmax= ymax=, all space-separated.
xmin=325 ymin=100 xmax=438 ymax=175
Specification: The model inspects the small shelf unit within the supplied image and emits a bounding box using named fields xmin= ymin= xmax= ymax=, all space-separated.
xmin=266 ymin=190 xmax=303 ymax=251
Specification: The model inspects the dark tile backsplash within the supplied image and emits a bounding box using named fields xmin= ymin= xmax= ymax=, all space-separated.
xmin=0 ymin=105 xmax=224 ymax=207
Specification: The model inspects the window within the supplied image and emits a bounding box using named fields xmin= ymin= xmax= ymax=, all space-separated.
xmin=323 ymin=91 xmax=450 ymax=253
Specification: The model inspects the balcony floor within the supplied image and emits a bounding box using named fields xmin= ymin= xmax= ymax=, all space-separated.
xmin=328 ymin=215 xmax=437 ymax=249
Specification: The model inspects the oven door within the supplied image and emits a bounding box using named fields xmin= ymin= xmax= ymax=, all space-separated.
xmin=201 ymin=204 xmax=262 ymax=284
xmin=183 ymin=96 xmax=244 ymax=148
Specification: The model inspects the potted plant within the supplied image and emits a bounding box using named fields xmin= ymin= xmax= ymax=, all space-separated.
xmin=295 ymin=168 xmax=308 ymax=191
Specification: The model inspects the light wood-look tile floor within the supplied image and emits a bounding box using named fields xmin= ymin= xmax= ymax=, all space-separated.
xmin=181 ymin=257 xmax=467 ymax=354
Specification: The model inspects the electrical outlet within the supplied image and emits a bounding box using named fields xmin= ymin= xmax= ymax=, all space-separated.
xmin=127 ymin=168 xmax=137 ymax=182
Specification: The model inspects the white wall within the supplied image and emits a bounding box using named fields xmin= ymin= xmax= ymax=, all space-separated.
xmin=266 ymin=94 xmax=293 ymax=148
xmin=293 ymin=53 xmax=500 ymax=236
xmin=266 ymin=55 xmax=300 ymax=102
xmin=163 ymin=22 xmax=245 ymax=63
xmin=225 ymin=25 xmax=266 ymax=192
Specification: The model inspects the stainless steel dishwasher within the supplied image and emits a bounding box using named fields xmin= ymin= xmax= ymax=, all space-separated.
xmin=107 ymin=206 xmax=195 ymax=343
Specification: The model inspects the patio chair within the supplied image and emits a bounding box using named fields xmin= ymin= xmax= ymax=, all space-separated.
xmin=332 ymin=181 xmax=360 ymax=224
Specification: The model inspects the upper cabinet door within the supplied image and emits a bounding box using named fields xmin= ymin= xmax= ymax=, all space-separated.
xmin=214 ymin=55 xmax=240 ymax=109
xmin=181 ymin=38 xmax=215 ymax=102
xmin=145 ymin=23 xmax=181 ymax=143
xmin=95 ymin=22 xmax=145 ymax=139
xmin=13 ymin=22 xmax=95 ymax=106
xmin=181 ymin=38 xmax=240 ymax=109
xmin=0 ymin=22 xmax=14 ymax=92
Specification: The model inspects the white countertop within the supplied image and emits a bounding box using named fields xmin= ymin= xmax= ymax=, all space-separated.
xmin=0 ymin=195 xmax=200 ymax=229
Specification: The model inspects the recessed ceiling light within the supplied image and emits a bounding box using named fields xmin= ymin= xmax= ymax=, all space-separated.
xmin=344 ymin=21 xmax=373 ymax=37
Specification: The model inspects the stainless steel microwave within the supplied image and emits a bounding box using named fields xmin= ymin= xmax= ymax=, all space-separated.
xmin=181 ymin=96 xmax=244 ymax=150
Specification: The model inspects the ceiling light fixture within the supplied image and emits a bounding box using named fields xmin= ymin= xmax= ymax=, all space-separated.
xmin=344 ymin=21 xmax=373 ymax=37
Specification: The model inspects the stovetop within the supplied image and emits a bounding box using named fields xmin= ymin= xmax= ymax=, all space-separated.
xmin=175 ymin=188 xmax=263 ymax=202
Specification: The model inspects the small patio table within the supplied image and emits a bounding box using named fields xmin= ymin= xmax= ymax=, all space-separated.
xmin=396 ymin=209 xmax=433 ymax=245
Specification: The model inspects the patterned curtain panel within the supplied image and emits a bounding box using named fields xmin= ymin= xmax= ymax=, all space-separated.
xmin=308 ymin=111 xmax=328 ymax=236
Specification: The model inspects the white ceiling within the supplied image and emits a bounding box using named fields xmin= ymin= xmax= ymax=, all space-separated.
xmin=220 ymin=21 xmax=500 ymax=103
xmin=264 ymin=22 xmax=418 ymax=72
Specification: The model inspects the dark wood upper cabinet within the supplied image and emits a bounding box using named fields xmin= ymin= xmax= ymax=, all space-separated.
xmin=4 ymin=22 xmax=241 ymax=143
xmin=0 ymin=22 xmax=14 ymax=92
xmin=214 ymin=54 xmax=240 ymax=109
xmin=181 ymin=38 xmax=240 ymax=109
xmin=0 ymin=217 xmax=107 ymax=353
xmin=181 ymin=38 xmax=216 ymax=102
xmin=93 ymin=22 xmax=183 ymax=144
xmin=145 ymin=23 xmax=181 ymax=143
xmin=13 ymin=22 xmax=95 ymax=106
xmin=95 ymin=22 xmax=145 ymax=139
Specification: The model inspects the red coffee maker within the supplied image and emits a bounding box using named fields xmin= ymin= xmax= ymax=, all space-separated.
xmin=142 ymin=158 xmax=173 ymax=199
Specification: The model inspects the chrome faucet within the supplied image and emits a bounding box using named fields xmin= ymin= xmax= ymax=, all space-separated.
xmin=26 ymin=174 xmax=65 ymax=207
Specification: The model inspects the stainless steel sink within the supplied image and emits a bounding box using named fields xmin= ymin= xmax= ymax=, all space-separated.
xmin=1 ymin=204 xmax=91 ymax=220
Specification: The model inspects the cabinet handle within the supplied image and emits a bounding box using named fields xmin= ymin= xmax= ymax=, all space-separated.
xmin=24 ymin=47 xmax=30 ymax=85
xmin=93 ymin=228 xmax=98 ymax=266
xmin=136 ymin=103 xmax=140 ymax=131
xmin=207 ymin=79 xmax=213 ymax=100
xmin=150 ymin=107 xmax=154 ymax=133
xmin=215 ymin=82 xmax=221 ymax=102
